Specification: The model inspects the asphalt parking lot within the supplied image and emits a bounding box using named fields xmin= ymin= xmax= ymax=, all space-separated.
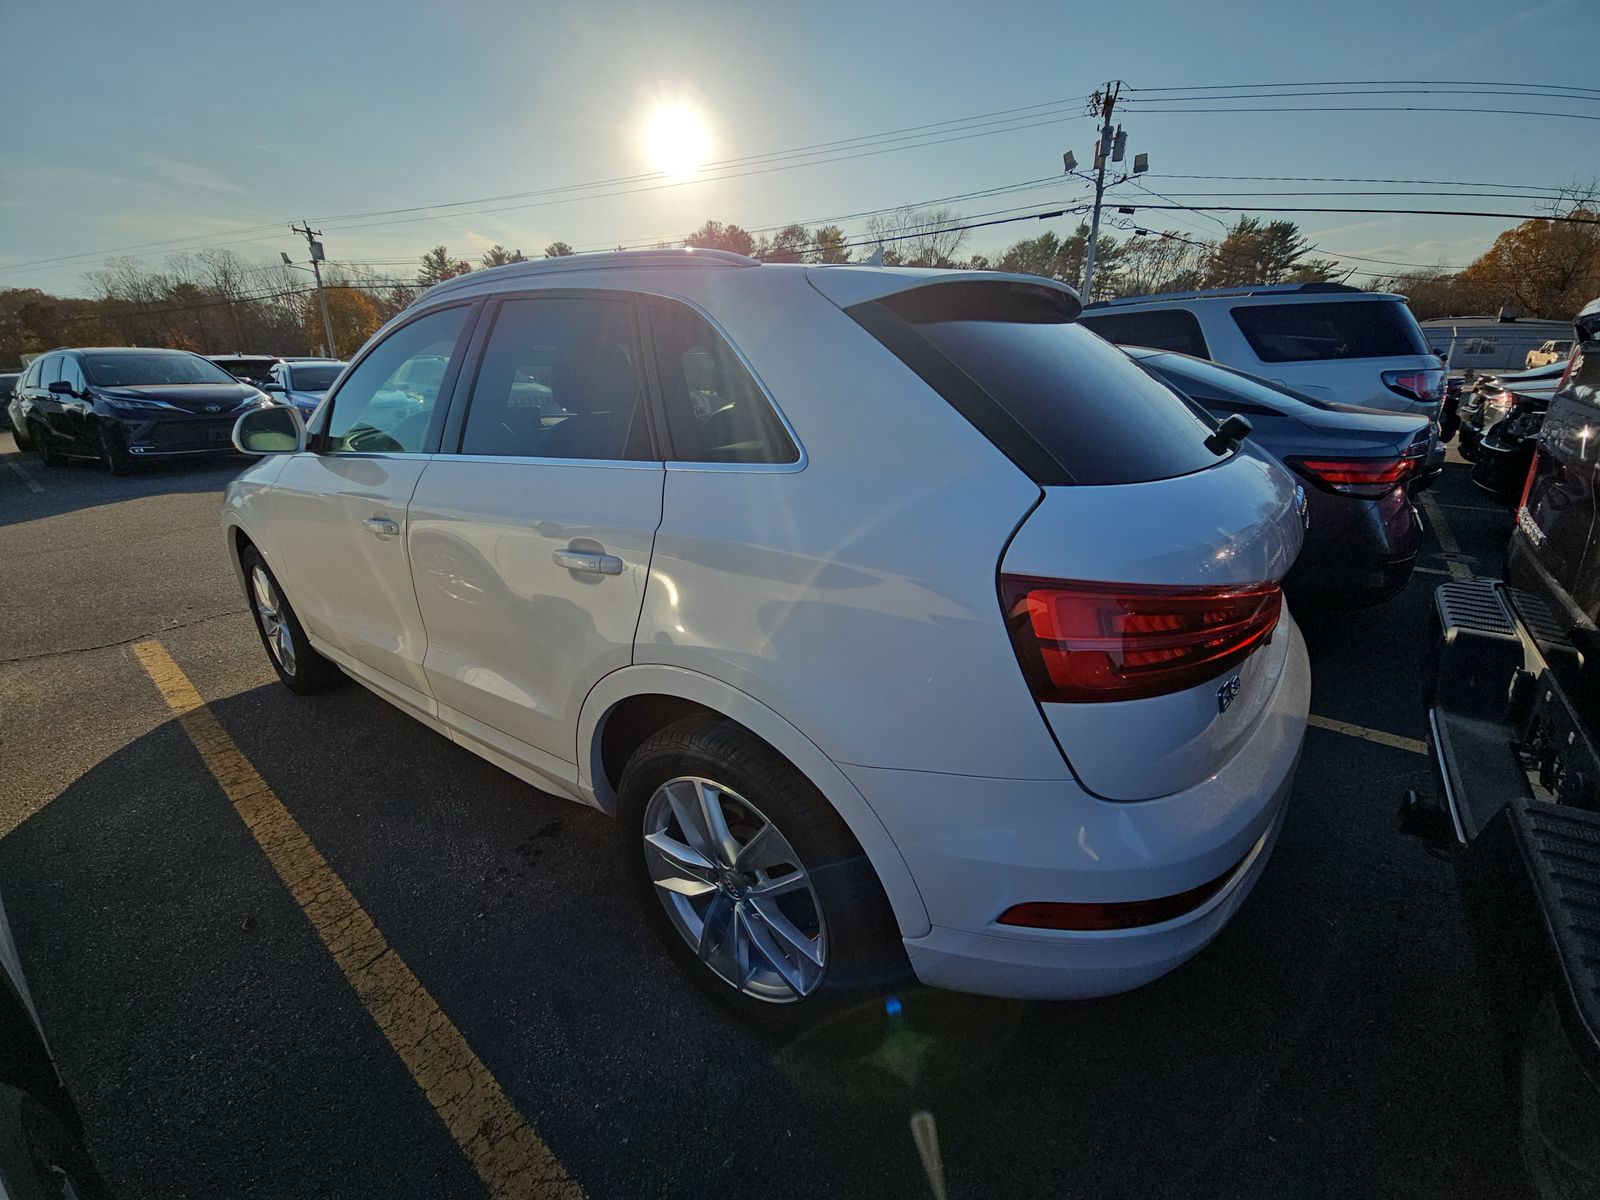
xmin=0 ymin=433 xmax=1533 ymax=1200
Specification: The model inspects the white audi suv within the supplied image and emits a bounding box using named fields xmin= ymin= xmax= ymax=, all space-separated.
xmin=224 ymin=248 xmax=1310 ymax=1022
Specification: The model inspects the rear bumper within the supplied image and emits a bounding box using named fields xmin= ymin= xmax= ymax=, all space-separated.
xmin=1285 ymin=488 xmax=1421 ymax=607
xmin=845 ymin=619 xmax=1309 ymax=1000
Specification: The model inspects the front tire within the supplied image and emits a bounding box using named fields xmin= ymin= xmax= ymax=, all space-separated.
xmin=97 ymin=425 xmax=130 ymax=476
xmin=619 ymin=717 xmax=908 ymax=1028
xmin=239 ymin=545 xmax=342 ymax=694
xmin=9 ymin=419 xmax=32 ymax=450
xmin=30 ymin=425 xmax=60 ymax=468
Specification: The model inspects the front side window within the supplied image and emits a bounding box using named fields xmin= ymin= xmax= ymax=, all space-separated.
xmin=36 ymin=356 xmax=62 ymax=387
xmin=59 ymin=357 xmax=86 ymax=393
xmin=1077 ymin=308 xmax=1209 ymax=358
xmin=1230 ymin=300 xmax=1429 ymax=363
xmin=325 ymin=306 xmax=468 ymax=454
xmin=459 ymin=296 xmax=649 ymax=461
xmin=645 ymin=303 xmax=797 ymax=465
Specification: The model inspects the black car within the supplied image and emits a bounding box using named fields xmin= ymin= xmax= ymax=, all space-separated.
xmin=1456 ymin=361 xmax=1567 ymax=462
xmin=1128 ymin=348 xmax=1430 ymax=607
xmin=1403 ymin=297 xmax=1600 ymax=1198
xmin=13 ymin=347 xmax=268 ymax=474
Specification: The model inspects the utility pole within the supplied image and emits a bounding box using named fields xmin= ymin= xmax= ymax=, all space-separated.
xmin=290 ymin=221 xmax=337 ymax=358
xmin=1081 ymin=81 xmax=1120 ymax=303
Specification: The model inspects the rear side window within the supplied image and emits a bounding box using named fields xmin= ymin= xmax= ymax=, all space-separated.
xmin=853 ymin=281 xmax=1220 ymax=486
xmin=1077 ymin=308 xmax=1208 ymax=358
xmin=1231 ymin=300 xmax=1428 ymax=363
xmin=645 ymin=301 xmax=798 ymax=464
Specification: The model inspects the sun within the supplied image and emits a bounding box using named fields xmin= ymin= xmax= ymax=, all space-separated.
xmin=644 ymin=102 xmax=711 ymax=179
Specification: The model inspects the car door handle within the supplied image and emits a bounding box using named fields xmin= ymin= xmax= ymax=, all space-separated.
xmin=364 ymin=516 xmax=400 ymax=538
xmin=553 ymin=548 xmax=624 ymax=575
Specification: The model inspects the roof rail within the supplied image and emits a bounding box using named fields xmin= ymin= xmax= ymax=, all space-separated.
xmin=414 ymin=247 xmax=759 ymax=304
xmin=1082 ymin=281 xmax=1365 ymax=309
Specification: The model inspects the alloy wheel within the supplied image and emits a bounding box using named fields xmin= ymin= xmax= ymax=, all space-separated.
xmin=642 ymin=775 xmax=827 ymax=1003
xmin=250 ymin=566 xmax=297 ymax=676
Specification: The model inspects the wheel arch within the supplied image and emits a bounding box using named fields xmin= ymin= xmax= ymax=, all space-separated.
xmin=578 ymin=664 xmax=930 ymax=938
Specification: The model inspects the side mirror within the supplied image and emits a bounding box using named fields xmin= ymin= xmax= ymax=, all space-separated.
xmin=233 ymin=404 xmax=305 ymax=455
xmin=47 ymin=380 xmax=75 ymax=396
xmin=1205 ymin=413 xmax=1253 ymax=456
xmin=262 ymin=381 xmax=286 ymax=393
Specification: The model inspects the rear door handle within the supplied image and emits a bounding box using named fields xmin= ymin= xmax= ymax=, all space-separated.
xmin=553 ymin=548 xmax=624 ymax=576
xmin=364 ymin=516 xmax=400 ymax=538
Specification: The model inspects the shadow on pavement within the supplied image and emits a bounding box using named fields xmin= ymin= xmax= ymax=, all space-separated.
xmin=0 ymin=665 xmax=1535 ymax=1199
xmin=0 ymin=438 xmax=242 ymax=530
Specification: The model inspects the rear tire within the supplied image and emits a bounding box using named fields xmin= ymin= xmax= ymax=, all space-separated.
xmin=618 ymin=716 xmax=909 ymax=1030
xmin=239 ymin=545 xmax=342 ymax=694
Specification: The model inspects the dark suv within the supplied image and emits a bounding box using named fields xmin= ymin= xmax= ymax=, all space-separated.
xmin=1404 ymin=298 xmax=1600 ymax=1197
xmin=13 ymin=347 xmax=268 ymax=474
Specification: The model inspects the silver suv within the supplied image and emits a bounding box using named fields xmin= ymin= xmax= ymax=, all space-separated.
xmin=1079 ymin=283 xmax=1443 ymax=416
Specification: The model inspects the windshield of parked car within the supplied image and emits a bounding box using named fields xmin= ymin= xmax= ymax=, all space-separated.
xmin=288 ymin=364 xmax=342 ymax=391
xmin=81 ymin=352 xmax=241 ymax=387
xmin=1230 ymin=300 xmax=1429 ymax=363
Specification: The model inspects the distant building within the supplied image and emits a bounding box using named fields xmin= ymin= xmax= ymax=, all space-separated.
xmin=1420 ymin=312 xmax=1571 ymax=374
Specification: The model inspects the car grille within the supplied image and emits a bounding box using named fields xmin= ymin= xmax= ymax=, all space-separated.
xmin=143 ymin=418 xmax=237 ymax=452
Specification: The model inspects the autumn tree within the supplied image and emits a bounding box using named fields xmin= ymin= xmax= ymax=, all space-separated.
xmin=991 ymin=223 xmax=1123 ymax=298
xmin=812 ymin=225 xmax=850 ymax=263
xmin=480 ymin=245 xmax=526 ymax=268
xmin=543 ymin=242 xmax=575 ymax=257
xmin=418 ymin=246 xmax=472 ymax=286
xmin=684 ymin=220 xmax=757 ymax=255
xmin=305 ymin=287 xmax=380 ymax=358
xmin=1457 ymin=195 xmax=1600 ymax=318
xmin=765 ymin=224 xmax=812 ymax=263
xmin=1205 ymin=218 xmax=1338 ymax=287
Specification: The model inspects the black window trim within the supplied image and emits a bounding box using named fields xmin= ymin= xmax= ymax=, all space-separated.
xmin=310 ymin=299 xmax=483 ymax=456
xmin=635 ymin=293 xmax=805 ymax=473
xmin=436 ymin=288 xmax=662 ymax=469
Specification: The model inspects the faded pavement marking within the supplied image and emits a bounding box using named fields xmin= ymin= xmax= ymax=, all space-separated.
xmin=132 ymin=639 xmax=583 ymax=1200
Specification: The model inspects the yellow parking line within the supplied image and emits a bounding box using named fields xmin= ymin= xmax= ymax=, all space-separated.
xmin=131 ymin=640 xmax=583 ymax=1200
xmin=1307 ymin=714 xmax=1427 ymax=756
xmin=1417 ymin=492 xmax=1473 ymax=581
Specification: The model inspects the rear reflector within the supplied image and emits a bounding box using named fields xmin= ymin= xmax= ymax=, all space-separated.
xmin=1289 ymin=453 xmax=1418 ymax=498
xmin=1000 ymin=577 xmax=1282 ymax=703
xmin=997 ymin=853 xmax=1245 ymax=930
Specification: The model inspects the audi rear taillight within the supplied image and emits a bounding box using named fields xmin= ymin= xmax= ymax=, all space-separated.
xmin=1383 ymin=367 xmax=1444 ymax=404
xmin=999 ymin=577 xmax=1282 ymax=703
xmin=1289 ymin=453 xmax=1418 ymax=498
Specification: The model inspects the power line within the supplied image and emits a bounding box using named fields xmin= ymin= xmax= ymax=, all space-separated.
xmin=0 ymin=102 xmax=1092 ymax=276
xmin=1122 ymin=202 xmax=1600 ymax=223
xmin=1124 ymin=104 xmax=1600 ymax=122
xmin=1125 ymin=78 xmax=1600 ymax=96
xmin=1127 ymin=87 xmax=1600 ymax=105
xmin=1142 ymin=173 xmax=1577 ymax=191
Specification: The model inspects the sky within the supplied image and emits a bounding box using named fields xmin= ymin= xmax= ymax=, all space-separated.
xmin=2 ymin=0 xmax=1592 ymax=296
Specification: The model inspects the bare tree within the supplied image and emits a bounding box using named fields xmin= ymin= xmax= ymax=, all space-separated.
xmin=862 ymin=207 xmax=968 ymax=266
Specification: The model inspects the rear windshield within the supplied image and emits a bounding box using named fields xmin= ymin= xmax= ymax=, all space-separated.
xmin=1231 ymin=300 xmax=1428 ymax=363
xmin=83 ymin=353 xmax=239 ymax=387
xmin=1137 ymin=350 xmax=1339 ymax=411
xmin=288 ymin=364 xmax=342 ymax=391
xmin=855 ymin=282 xmax=1221 ymax=486
xmin=211 ymin=357 xmax=279 ymax=383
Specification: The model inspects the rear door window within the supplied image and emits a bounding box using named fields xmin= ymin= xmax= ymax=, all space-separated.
xmin=458 ymin=295 xmax=651 ymax=461
xmin=852 ymin=281 xmax=1220 ymax=486
xmin=1230 ymin=300 xmax=1428 ymax=363
xmin=1076 ymin=308 xmax=1209 ymax=357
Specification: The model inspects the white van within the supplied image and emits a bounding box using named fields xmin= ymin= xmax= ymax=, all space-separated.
xmin=1078 ymin=283 xmax=1443 ymax=416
